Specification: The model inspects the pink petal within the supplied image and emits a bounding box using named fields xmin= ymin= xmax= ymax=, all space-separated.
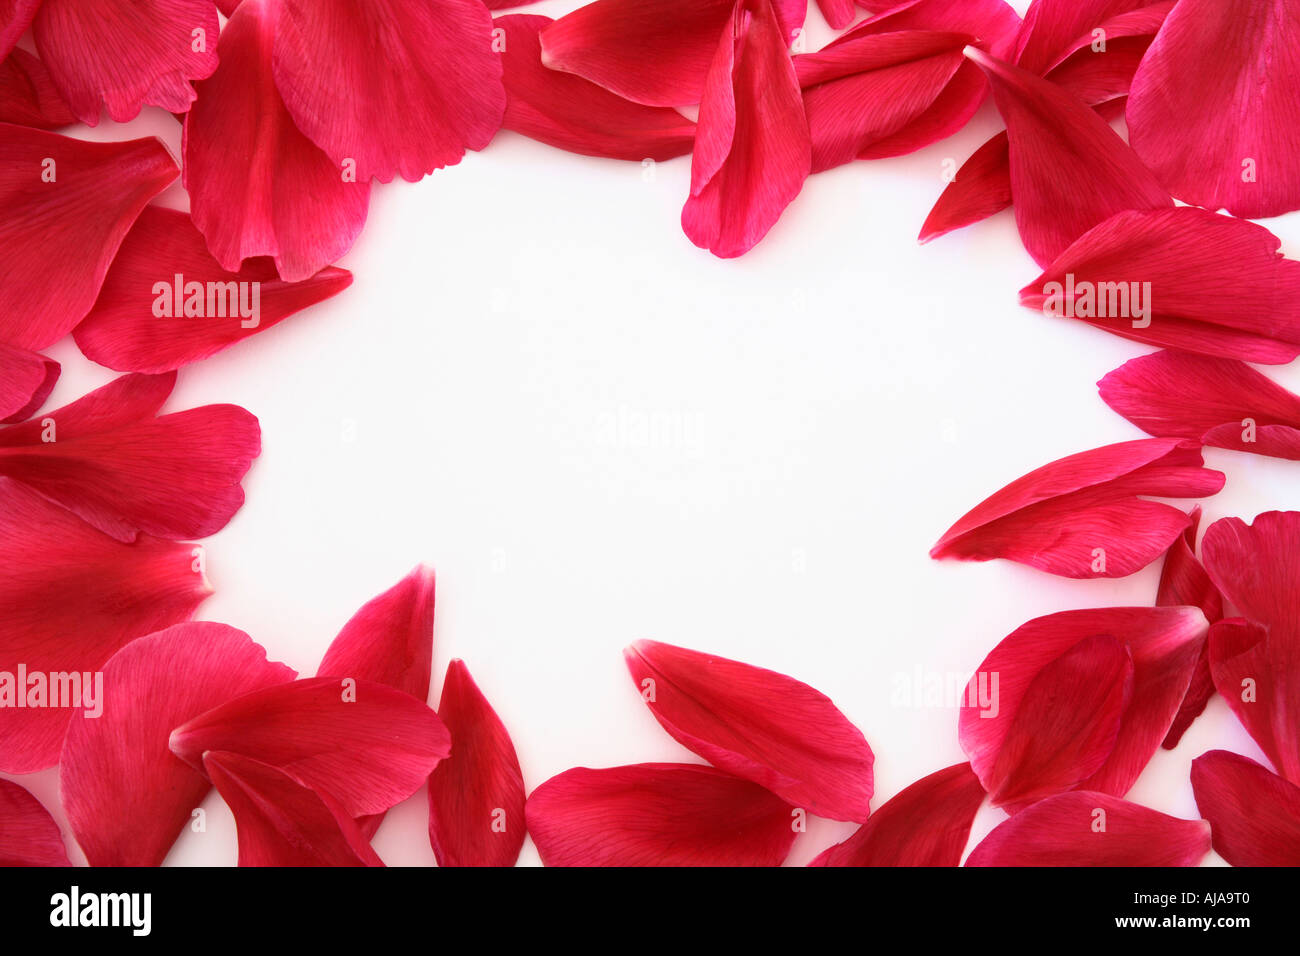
xmin=427 ymin=660 xmax=527 ymax=867
xmin=170 ymin=676 xmax=450 ymax=817
xmin=0 ymin=1 xmax=40 ymax=61
xmin=932 ymin=438 xmax=1224 ymax=578
xmin=1191 ymin=749 xmax=1300 ymax=867
xmin=682 ymin=0 xmax=811 ymax=259
xmin=271 ymin=0 xmax=506 ymax=183
xmin=204 ymin=751 xmax=385 ymax=867
xmin=60 ymin=622 xmax=297 ymax=867
xmin=0 ymin=48 xmax=75 ymax=129
xmin=1013 ymin=0 xmax=1173 ymax=76
xmin=624 ymin=639 xmax=874 ymax=821
xmin=816 ymin=0 xmax=857 ymax=30
xmin=526 ymin=763 xmax=797 ymax=866
xmin=0 ymin=125 xmax=177 ymax=351
xmin=918 ymin=131 xmax=1010 ymax=243
xmin=498 ymin=15 xmax=695 ymax=162
xmin=0 ymin=478 xmax=210 ymax=772
xmin=1127 ymin=0 xmax=1300 ymax=219
xmin=32 ymin=0 xmax=219 ymax=124
xmin=0 ymin=343 xmax=57 ymax=424
xmin=965 ymin=791 xmax=1210 ymax=866
xmin=0 ymin=778 xmax=69 ymax=866
xmin=808 ymin=763 xmax=985 ymax=866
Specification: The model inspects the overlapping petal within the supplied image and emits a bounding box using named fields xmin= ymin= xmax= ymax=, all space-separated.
xmin=0 ymin=344 xmax=57 ymax=424
xmin=0 ymin=48 xmax=74 ymax=129
xmin=0 ymin=778 xmax=69 ymax=866
xmin=1191 ymin=750 xmax=1300 ymax=867
xmin=0 ymin=1 xmax=40 ymax=61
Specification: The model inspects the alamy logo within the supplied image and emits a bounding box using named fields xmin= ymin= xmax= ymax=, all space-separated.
xmin=50 ymin=887 xmax=151 ymax=936
xmin=0 ymin=665 xmax=102 ymax=717
xmin=1040 ymin=273 xmax=1152 ymax=328
xmin=153 ymin=273 xmax=261 ymax=328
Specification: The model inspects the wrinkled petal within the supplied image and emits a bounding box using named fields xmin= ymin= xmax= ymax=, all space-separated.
xmin=0 ymin=125 xmax=177 ymax=350
xmin=498 ymin=15 xmax=695 ymax=162
xmin=428 ymin=660 xmax=526 ymax=867
xmin=32 ymin=0 xmax=219 ymax=124
xmin=526 ymin=763 xmax=797 ymax=866
xmin=0 ymin=343 xmax=57 ymax=424
xmin=0 ymin=1 xmax=40 ymax=61
xmin=625 ymin=639 xmax=874 ymax=821
xmin=1127 ymin=0 xmax=1300 ymax=219
xmin=1191 ymin=750 xmax=1300 ymax=867
xmin=60 ymin=623 xmax=296 ymax=867
xmin=932 ymin=438 xmax=1223 ymax=577
xmin=965 ymin=791 xmax=1210 ymax=866
xmin=170 ymin=676 xmax=450 ymax=817
xmin=0 ymin=479 xmax=209 ymax=772
xmin=0 ymin=48 xmax=75 ymax=129
xmin=272 ymin=0 xmax=506 ymax=183
xmin=682 ymin=0 xmax=811 ymax=259
xmin=0 ymin=778 xmax=69 ymax=866
xmin=808 ymin=763 xmax=985 ymax=866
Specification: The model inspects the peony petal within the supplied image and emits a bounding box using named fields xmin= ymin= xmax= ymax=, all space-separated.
xmin=60 ymin=622 xmax=297 ymax=867
xmin=271 ymin=0 xmax=506 ymax=183
xmin=0 ymin=778 xmax=69 ymax=866
xmin=624 ymin=639 xmax=874 ymax=821
xmin=0 ymin=125 xmax=177 ymax=351
xmin=808 ymin=763 xmax=985 ymax=866
xmin=170 ymin=676 xmax=450 ymax=817
xmin=0 ymin=373 xmax=261 ymax=542
xmin=1127 ymin=0 xmax=1300 ymax=219
xmin=498 ymin=15 xmax=695 ymax=162
xmin=1013 ymin=0 xmax=1173 ymax=76
xmin=1023 ymin=208 xmax=1300 ymax=363
xmin=0 ymin=48 xmax=75 ymax=129
xmin=427 ymin=660 xmax=527 ymax=867
xmin=1191 ymin=750 xmax=1300 ymax=867
xmin=74 ymin=206 xmax=353 ymax=374
xmin=0 ymin=0 xmax=40 ymax=61
xmin=204 ymin=751 xmax=385 ymax=867
xmin=816 ymin=0 xmax=856 ymax=30
xmin=0 ymin=478 xmax=209 ymax=772
xmin=526 ymin=763 xmax=797 ymax=866
xmin=964 ymin=45 xmax=1169 ymax=267
xmin=682 ymin=0 xmax=811 ymax=259
xmin=0 ymin=343 xmax=57 ymax=424
xmin=965 ymin=791 xmax=1210 ymax=866
xmin=932 ymin=438 xmax=1223 ymax=578
xmin=32 ymin=0 xmax=219 ymax=124
xmin=918 ymin=131 xmax=1010 ymax=243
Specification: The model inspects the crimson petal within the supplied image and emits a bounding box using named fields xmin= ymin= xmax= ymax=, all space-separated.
xmin=0 ymin=778 xmax=69 ymax=866
xmin=0 ymin=344 xmax=57 ymax=424
xmin=0 ymin=1 xmax=39 ymax=61
xmin=1191 ymin=750 xmax=1300 ymax=867
xmin=0 ymin=48 xmax=75 ymax=129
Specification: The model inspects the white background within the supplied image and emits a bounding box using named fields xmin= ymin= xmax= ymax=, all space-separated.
xmin=8 ymin=0 xmax=1300 ymax=866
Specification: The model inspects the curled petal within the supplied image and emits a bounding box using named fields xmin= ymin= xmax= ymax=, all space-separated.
xmin=526 ymin=763 xmax=797 ymax=866
xmin=625 ymin=639 xmax=874 ymax=821
xmin=0 ymin=778 xmax=69 ymax=866
xmin=60 ymin=623 xmax=296 ymax=867
xmin=918 ymin=131 xmax=1010 ymax=243
xmin=1013 ymin=0 xmax=1173 ymax=76
xmin=0 ymin=49 xmax=75 ymax=129
xmin=0 ymin=344 xmax=57 ymax=424
xmin=816 ymin=0 xmax=856 ymax=29
xmin=1191 ymin=750 xmax=1300 ymax=867
xmin=0 ymin=1 xmax=40 ymax=61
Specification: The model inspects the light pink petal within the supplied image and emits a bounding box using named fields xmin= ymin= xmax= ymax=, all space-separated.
xmin=0 ymin=778 xmax=69 ymax=866
xmin=1191 ymin=750 xmax=1300 ymax=867
xmin=0 ymin=343 xmax=57 ymax=424
xmin=0 ymin=48 xmax=75 ymax=129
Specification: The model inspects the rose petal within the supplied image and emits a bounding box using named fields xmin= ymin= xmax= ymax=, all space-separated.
xmin=525 ymin=763 xmax=797 ymax=866
xmin=0 ymin=343 xmax=57 ymax=424
xmin=0 ymin=1 xmax=40 ymax=61
xmin=1191 ymin=749 xmax=1300 ymax=867
xmin=816 ymin=0 xmax=856 ymax=29
xmin=0 ymin=778 xmax=69 ymax=866
xmin=0 ymin=48 xmax=75 ymax=129
xmin=918 ymin=131 xmax=1010 ymax=243
xmin=625 ymin=639 xmax=874 ymax=821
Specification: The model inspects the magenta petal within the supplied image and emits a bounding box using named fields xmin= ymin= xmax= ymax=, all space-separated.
xmin=1191 ymin=750 xmax=1300 ymax=867
xmin=0 ymin=778 xmax=69 ymax=866
xmin=0 ymin=48 xmax=75 ymax=129
xmin=0 ymin=1 xmax=40 ymax=61
xmin=0 ymin=344 xmax=57 ymax=423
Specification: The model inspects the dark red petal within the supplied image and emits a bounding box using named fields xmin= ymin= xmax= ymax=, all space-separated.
xmin=204 ymin=751 xmax=385 ymax=867
xmin=965 ymin=791 xmax=1210 ymax=866
xmin=0 ymin=125 xmax=177 ymax=351
xmin=498 ymin=15 xmax=695 ymax=162
xmin=427 ymin=660 xmax=526 ymax=867
xmin=170 ymin=676 xmax=450 ymax=817
xmin=0 ymin=48 xmax=75 ymax=129
xmin=272 ymin=0 xmax=506 ymax=183
xmin=0 ymin=479 xmax=209 ymax=772
xmin=625 ymin=639 xmax=874 ymax=821
xmin=682 ymin=0 xmax=811 ymax=258
xmin=526 ymin=763 xmax=797 ymax=866
xmin=808 ymin=763 xmax=985 ymax=866
xmin=0 ymin=1 xmax=40 ymax=61
xmin=32 ymin=0 xmax=219 ymax=124
xmin=0 ymin=778 xmax=69 ymax=866
xmin=1127 ymin=0 xmax=1300 ymax=219
xmin=0 ymin=344 xmax=57 ymax=424
xmin=1191 ymin=750 xmax=1300 ymax=867
xmin=60 ymin=623 xmax=296 ymax=867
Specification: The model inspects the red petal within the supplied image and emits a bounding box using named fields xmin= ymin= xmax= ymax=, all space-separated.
xmin=525 ymin=763 xmax=797 ymax=866
xmin=0 ymin=344 xmax=57 ymax=424
xmin=816 ymin=0 xmax=856 ymax=30
xmin=170 ymin=676 xmax=450 ymax=817
xmin=1127 ymin=0 xmax=1300 ymax=218
xmin=32 ymin=0 xmax=219 ymax=124
xmin=932 ymin=438 xmax=1223 ymax=577
xmin=0 ymin=1 xmax=40 ymax=61
xmin=204 ymin=751 xmax=385 ymax=867
xmin=60 ymin=622 xmax=296 ymax=867
xmin=427 ymin=660 xmax=527 ymax=867
xmin=1191 ymin=750 xmax=1300 ymax=867
xmin=0 ymin=125 xmax=177 ymax=350
xmin=1022 ymin=208 xmax=1300 ymax=363
xmin=1013 ymin=0 xmax=1172 ymax=76
xmin=0 ymin=778 xmax=68 ymax=866
xmin=271 ymin=0 xmax=506 ymax=183
xmin=918 ymin=131 xmax=1010 ymax=243
xmin=808 ymin=763 xmax=985 ymax=866
xmin=0 ymin=479 xmax=209 ymax=772
xmin=682 ymin=0 xmax=811 ymax=258
xmin=0 ymin=48 xmax=74 ymax=129
xmin=0 ymin=373 xmax=260 ymax=542
xmin=965 ymin=791 xmax=1210 ymax=866
xmin=624 ymin=639 xmax=874 ymax=821
xmin=1101 ymin=350 xmax=1300 ymax=460
xmin=498 ymin=15 xmax=695 ymax=162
